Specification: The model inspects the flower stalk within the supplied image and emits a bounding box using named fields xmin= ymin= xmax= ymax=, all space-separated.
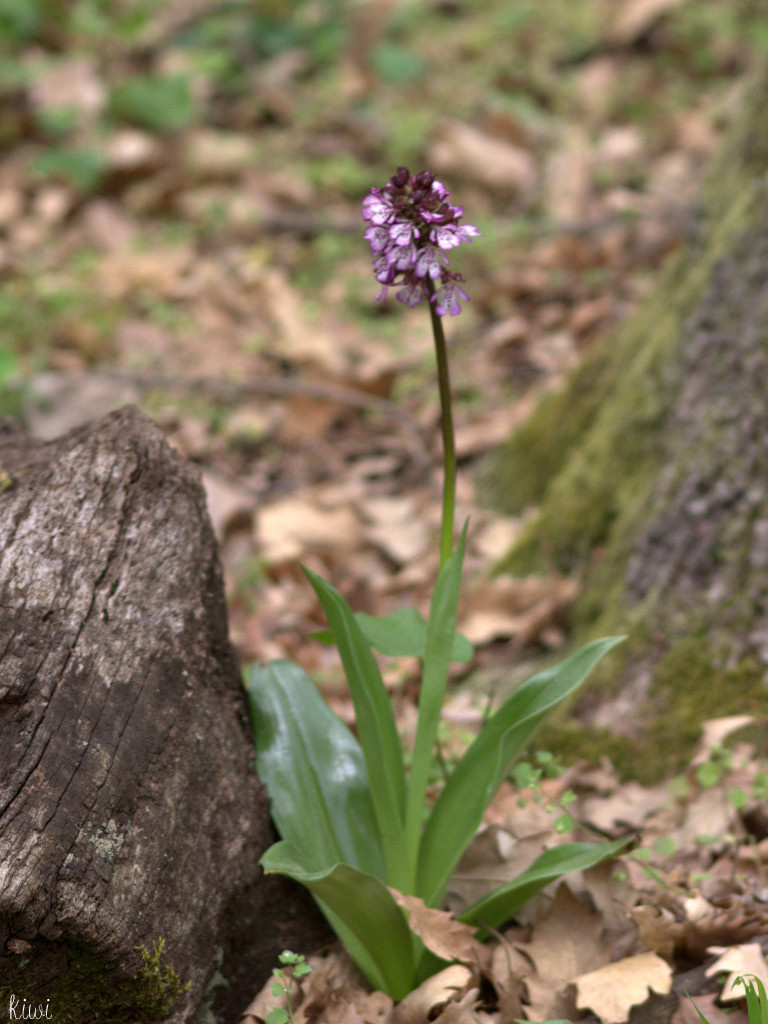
xmin=425 ymin=276 xmax=456 ymax=568
xmin=362 ymin=166 xmax=479 ymax=564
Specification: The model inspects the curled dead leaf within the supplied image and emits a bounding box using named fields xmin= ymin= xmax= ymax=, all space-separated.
xmin=387 ymin=965 xmax=473 ymax=1024
xmin=387 ymin=889 xmax=484 ymax=967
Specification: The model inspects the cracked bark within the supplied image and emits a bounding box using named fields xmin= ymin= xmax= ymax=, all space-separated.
xmin=0 ymin=406 xmax=328 ymax=1022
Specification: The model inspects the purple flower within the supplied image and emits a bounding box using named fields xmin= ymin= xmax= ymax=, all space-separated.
xmin=389 ymin=221 xmax=418 ymax=245
xmin=387 ymin=243 xmax=417 ymax=271
xmin=362 ymin=190 xmax=395 ymax=225
xmin=433 ymin=281 xmax=469 ymax=317
xmin=396 ymin=282 xmax=424 ymax=307
xmin=414 ymin=246 xmax=447 ymax=280
xmin=362 ymin=167 xmax=480 ymax=316
xmin=364 ymin=225 xmax=390 ymax=252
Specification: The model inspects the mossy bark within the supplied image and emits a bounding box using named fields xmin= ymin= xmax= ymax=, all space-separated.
xmin=481 ymin=71 xmax=768 ymax=781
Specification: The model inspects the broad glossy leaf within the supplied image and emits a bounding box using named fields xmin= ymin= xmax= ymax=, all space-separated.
xmin=303 ymin=568 xmax=409 ymax=889
xmin=417 ymin=637 xmax=625 ymax=905
xmin=261 ymin=841 xmax=417 ymax=1000
xmin=459 ymin=838 xmax=631 ymax=936
xmin=314 ymin=607 xmax=474 ymax=663
xmin=248 ymin=659 xmax=385 ymax=879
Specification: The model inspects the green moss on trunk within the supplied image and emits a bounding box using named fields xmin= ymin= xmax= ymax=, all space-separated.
xmin=0 ymin=939 xmax=189 ymax=1024
xmin=481 ymin=71 xmax=768 ymax=780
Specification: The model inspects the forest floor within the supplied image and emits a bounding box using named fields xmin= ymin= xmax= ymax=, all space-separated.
xmin=3 ymin=1 xmax=768 ymax=1021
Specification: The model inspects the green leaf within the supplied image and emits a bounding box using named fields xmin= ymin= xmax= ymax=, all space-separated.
xmin=314 ymin=607 xmax=473 ymax=663
xmin=261 ymin=842 xmax=417 ymax=1000
xmin=0 ymin=345 xmax=17 ymax=385
xmin=371 ymin=43 xmax=425 ymax=84
xmin=685 ymin=992 xmax=713 ymax=1024
xmin=248 ymin=660 xmax=385 ymax=879
xmin=303 ymin=568 xmax=409 ymax=889
xmin=735 ymin=976 xmax=768 ymax=1024
xmin=417 ymin=637 xmax=625 ymax=905
xmin=30 ymin=147 xmax=106 ymax=193
xmin=405 ymin=530 xmax=467 ymax=858
xmin=459 ymin=839 xmax=631 ymax=936
xmin=109 ymin=74 xmax=195 ymax=132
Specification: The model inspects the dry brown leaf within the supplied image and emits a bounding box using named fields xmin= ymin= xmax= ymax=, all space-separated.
xmin=388 ymin=889 xmax=482 ymax=965
xmin=581 ymin=779 xmax=670 ymax=833
xmin=608 ymin=0 xmax=689 ymax=45
xmin=0 ymin=186 xmax=23 ymax=228
xmin=573 ymin=57 xmax=621 ymax=123
xmin=29 ymin=56 xmax=105 ymax=121
xmin=672 ymin=786 xmax=738 ymax=850
xmin=202 ymin=471 xmax=255 ymax=541
xmin=594 ymin=126 xmax=645 ymax=182
xmin=523 ymin=972 xmax=575 ymax=1023
xmin=256 ymin=491 xmax=361 ymax=565
xmin=581 ymin=860 xmax=637 ymax=947
xmin=260 ymin=268 xmax=349 ymax=374
xmin=470 ymin=518 xmax=526 ymax=565
xmin=491 ymin=937 xmax=533 ymax=1021
xmin=458 ymin=575 xmax=577 ymax=647
xmin=23 ymin=373 xmax=140 ymax=440
xmin=483 ymin=315 xmax=530 ymax=355
xmin=543 ymin=129 xmax=592 ymax=223
xmin=79 ymin=199 xmax=138 ymax=251
xmin=296 ymin=951 xmax=392 ymax=1024
xmin=521 ymin=884 xmax=611 ymax=990
xmin=95 ymin=245 xmax=193 ymax=300
xmin=446 ymin=827 xmax=547 ymax=917
xmin=387 ymin=965 xmax=473 ymax=1024
xmin=574 ymin=952 xmax=672 ymax=1024
xmin=631 ymin=904 xmax=684 ymax=959
xmin=105 ymin=128 xmax=162 ymax=172
xmin=705 ymin=944 xmax=768 ymax=999
xmin=183 ymin=129 xmax=257 ymax=178
xmin=359 ymin=495 xmax=432 ymax=565
xmin=672 ymin=991 xmax=749 ymax=1024
xmin=691 ymin=716 xmax=755 ymax=766
xmin=429 ymin=121 xmax=536 ymax=195
xmin=431 ymin=987 xmax=484 ymax=1024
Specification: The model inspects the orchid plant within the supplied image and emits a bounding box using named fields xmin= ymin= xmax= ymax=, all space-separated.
xmin=247 ymin=168 xmax=628 ymax=1000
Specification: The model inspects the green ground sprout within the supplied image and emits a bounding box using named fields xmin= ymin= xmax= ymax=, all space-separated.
xmin=688 ymin=975 xmax=768 ymax=1024
xmin=247 ymin=168 xmax=629 ymax=1000
xmin=265 ymin=951 xmax=313 ymax=1024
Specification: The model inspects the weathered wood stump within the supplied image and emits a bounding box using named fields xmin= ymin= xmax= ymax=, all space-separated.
xmin=0 ymin=406 xmax=327 ymax=1023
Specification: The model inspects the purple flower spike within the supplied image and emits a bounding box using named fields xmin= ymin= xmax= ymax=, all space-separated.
xmin=362 ymin=167 xmax=480 ymax=315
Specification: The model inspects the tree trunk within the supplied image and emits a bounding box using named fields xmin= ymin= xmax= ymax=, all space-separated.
xmin=482 ymin=72 xmax=768 ymax=782
xmin=0 ymin=406 xmax=327 ymax=1023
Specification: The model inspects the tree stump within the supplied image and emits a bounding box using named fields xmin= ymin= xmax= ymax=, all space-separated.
xmin=0 ymin=406 xmax=328 ymax=1023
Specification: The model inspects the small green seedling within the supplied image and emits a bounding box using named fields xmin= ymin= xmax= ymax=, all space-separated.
xmin=265 ymin=951 xmax=313 ymax=1024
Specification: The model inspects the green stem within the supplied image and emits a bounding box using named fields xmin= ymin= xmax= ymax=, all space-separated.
xmin=425 ymin=278 xmax=456 ymax=567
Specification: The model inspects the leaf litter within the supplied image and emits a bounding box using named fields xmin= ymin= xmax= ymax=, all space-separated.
xmin=2 ymin=0 xmax=767 ymax=1020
